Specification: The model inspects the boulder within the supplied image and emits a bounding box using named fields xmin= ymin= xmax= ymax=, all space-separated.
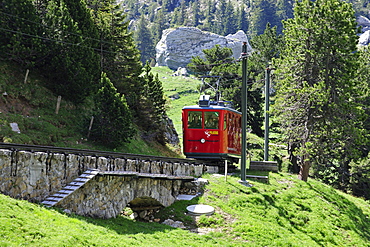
xmin=359 ymin=30 xmax=370 ymax=46
xmin=358 ymin=16 xmax=370 ymax=46
xmin=357 ymin=16 xmax=370 ymax=31
xmin=155 ymin=27 xmax=252 ymax=70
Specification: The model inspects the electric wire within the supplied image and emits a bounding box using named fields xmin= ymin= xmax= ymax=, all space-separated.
xmin=0 ymin=27 xmax=116 ymax=54
xmin=0 ymin=11 xmax=124 ymax=54
xmin=0 ymin=10 xmax=116 ymax=46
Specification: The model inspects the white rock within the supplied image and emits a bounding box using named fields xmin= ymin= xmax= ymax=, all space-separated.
xmin=359 ymin=30 xmax=370 ymax=46
xmin=155 ymin=27 xmax=252 ymax=70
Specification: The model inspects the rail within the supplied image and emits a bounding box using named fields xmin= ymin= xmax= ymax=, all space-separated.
xmin=0 ymin=142 xmax=205 ymax=165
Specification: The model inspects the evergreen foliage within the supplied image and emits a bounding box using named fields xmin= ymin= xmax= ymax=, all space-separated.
xmin=41 ymin=0 xmax=100 ymax=103
xmin=188 ymin=44 xmax=265 ymax=137
xmin=90 ymin=73 xmax=135 ymax=147
xmin=273 ymin=0 xmax=367 ymax=182
xmin=0 ymin=0 xmax=156 ymax=147
xmin=139 ymin=62 xmax=167 ymax=144
xmin=87 ymin=0 xmax=143 ymax=114
xmin=0 ymin=0 xmax=45 ymax=66
xmin=134 ymin=15 xmax=156 ymax=64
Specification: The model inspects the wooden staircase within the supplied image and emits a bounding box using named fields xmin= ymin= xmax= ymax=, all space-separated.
xmin=41 ymin=169 xmax=100 ymax=207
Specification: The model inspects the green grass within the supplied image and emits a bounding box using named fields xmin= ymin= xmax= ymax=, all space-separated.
xmin=152 ymin=66 xmax=202 ymax=145
xmin=0 ymin=62 xmax=180 ymax=157
xmin=2 ymin=64 xmax=369 ymax=246
xmin=1 ymin=172 xmax=369 ymax=246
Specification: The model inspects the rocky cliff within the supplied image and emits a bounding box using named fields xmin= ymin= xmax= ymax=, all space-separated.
xmin=155 ymin=27 xmax=252 ymax=70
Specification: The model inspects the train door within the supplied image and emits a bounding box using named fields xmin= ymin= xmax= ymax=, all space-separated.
xmin=183 ymin=110 xmax=222 ymax=158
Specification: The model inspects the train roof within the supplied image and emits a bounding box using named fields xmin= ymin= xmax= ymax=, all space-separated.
xmin=182 ymin=95 xmax=241 ymax=114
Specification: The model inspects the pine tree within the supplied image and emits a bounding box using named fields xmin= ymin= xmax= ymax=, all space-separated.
xmin=273 ymin=0 xmax=367 ymax=182
xmin=224 ymin=0 xmax=237 ymax=35
xmin=152 ymin=9 xmax=167 ymax=48
xmin=42 ymin=0 xmax=99 ymax=103
xmin=90 ymin=73 xmax=135 ymax=147
xmin=134 ymin=15 xmax=155 ymax=64
xmin=213 ymin=0 xmax=227 ymax=35
xmin=191 ymin=1 xmax=200 ymax=27
xmin=0 ymin=0 xmax=45 ymax=66
xmin=203 ymin=0 xmax=216 ymax=31
xmin=249 ymin=0 xmax=278 ymax=36
xmin=139 ymin=62 xmax=167 ymax=144
xmin=236 ymin=6 xmax=249 ymax=33
xmin=90 ymin=0 xmax=142 ymax=113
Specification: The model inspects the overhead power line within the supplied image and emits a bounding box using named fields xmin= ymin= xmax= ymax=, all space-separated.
xmin=0 ymin=10 xmax=116 ymax=46
xmin=0 ymin=27 xmax=117 ymax=54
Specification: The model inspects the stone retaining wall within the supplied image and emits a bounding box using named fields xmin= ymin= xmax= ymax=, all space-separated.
xmin=58 ymin=175 xmax=183 ymax=219
xmin=0 ymin=149 xmax=207 ymax=203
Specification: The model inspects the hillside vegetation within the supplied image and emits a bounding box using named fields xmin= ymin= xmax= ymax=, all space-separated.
xmin=0 ymin=61 xmax=180 ymax=157
xmin=1 ymin=172 xmax=369 ymax=246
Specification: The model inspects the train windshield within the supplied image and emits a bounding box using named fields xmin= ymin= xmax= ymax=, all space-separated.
xmin=188 ymin=111 xmax=202 ymax=129
xmin=204 ymin=112 xmax=219 ymax=129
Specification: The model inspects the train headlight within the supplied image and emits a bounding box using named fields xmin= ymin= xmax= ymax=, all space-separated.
xmin=200 ymin=138 xmax=206 ymax=143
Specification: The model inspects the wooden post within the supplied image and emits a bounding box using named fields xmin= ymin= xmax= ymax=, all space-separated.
xmin=24 ymin=69 xmax=29 ymax=84
xmin=87 ymin=116 xmax=94 ymax=138
xmin=224 ymin=160 xmax=228 ymax=182
xmin=55 ymin=95 xmax=61 ymax=114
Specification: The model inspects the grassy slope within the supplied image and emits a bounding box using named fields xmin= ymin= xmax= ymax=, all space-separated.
xmin=1 ymin=65 xmax=370 ymax=246
xmin=151 ymin=66 xmax=202 ymax=144
xmin=0 ymin=62 xmax=178 ymax=157
xmin=0 ymin=173 xmax=369 ymax=246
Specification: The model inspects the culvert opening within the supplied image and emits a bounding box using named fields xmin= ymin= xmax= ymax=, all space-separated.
xmin=123 ymin=196 xmax=164 ymax=222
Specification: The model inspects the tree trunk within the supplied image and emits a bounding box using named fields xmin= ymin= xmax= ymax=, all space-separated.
xmin=288 ymin=142 xmax=300 ymax=174
xmin=298 ymin=155 xmax=310 ymax=182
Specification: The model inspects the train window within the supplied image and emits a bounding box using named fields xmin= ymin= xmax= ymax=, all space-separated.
xmin=204 ymin=112 xmax=219 ymax=129
xmin=224 ymin=113 xmax=228 ymax=130
xmin=188 ymin=111 xmax=202 ymax=129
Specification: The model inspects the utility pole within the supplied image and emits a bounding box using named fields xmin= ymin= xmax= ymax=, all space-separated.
xmin=240 ymin=42 xmax=248 ymax=185
xmin=264 ymin=65 xmax=275 ymax=161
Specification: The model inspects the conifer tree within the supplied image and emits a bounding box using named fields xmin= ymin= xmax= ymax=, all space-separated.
xmin=90 ymin=73 xmax=135 ymax=147
xmin=134 ymin=15 xmax=155 ymax=64
xmin=42 ymin=0 xmax=99 ymax=103
xmin=224 ymin=0 xmax=237 ymax=35
xmin=236 ymin=6 xmax=249 ymax=33
xmin=90 ymin=0 xmax=142 ymax=113
xmin=152 ymin=9 xmax=167 ymax=49
xmin=139 ymin=62 xmax=167 ymax=144
xmin=191 ymin=1 xmax=200 ymax=27
xmin=273 ymin=0 xmax=367 ymax=182
xmin=0 ymin=0 xmax=45 ymax=66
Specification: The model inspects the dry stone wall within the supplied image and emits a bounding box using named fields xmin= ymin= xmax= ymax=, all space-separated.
xmin=58 ymin=175 xmax=183 ymax=219
xmin=0 ymin=149 xmax=208 ymax=204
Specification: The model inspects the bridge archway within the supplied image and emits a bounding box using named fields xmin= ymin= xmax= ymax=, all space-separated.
xmin=57 ymin=175 xmax=184 ymax=219
xmin=126 ymin=196 xmax=164 ymax=221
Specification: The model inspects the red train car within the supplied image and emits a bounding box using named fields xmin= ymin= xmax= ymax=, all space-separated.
xmin=182 ymin=95 xmax=242 ymax=164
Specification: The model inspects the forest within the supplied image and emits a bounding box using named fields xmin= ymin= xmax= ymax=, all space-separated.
xmin=0 ymin=0 xmax=369 ymax=200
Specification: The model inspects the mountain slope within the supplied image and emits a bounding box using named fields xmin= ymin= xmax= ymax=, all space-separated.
xmin=1 ymin=172 xmax=369 ymax=246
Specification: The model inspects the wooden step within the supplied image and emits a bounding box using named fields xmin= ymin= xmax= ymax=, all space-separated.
xmin=249 ymin=161 xmax=278 ymax=171
xmin=42 ymin=169 xmax=100 ymax=207
xmin=245 ymin=174 xmax=269 ymax=183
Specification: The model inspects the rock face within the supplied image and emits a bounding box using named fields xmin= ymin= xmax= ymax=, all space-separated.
xmin=358 ymin=16 xmax=370 ymax=46
xmin=155 ymin=27 xmax=252 ymax=70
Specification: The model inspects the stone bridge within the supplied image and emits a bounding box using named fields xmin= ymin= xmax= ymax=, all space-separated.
xmin=0 ymin=148 xmax=211 ymax=218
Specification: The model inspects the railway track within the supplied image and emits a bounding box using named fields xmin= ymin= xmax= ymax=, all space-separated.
xmin=0 ymin=142 xmax=206 ymax=165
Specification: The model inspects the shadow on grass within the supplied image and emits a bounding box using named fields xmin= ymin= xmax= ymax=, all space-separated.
xmin=58 ymin=196 xmax=202 ymax=236
xmin=308 ymin=183 xmax=370 ymax=242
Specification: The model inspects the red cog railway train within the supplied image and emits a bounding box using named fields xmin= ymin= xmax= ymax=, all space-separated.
xmin=182 ymin=95 xmax=242 ymax=164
